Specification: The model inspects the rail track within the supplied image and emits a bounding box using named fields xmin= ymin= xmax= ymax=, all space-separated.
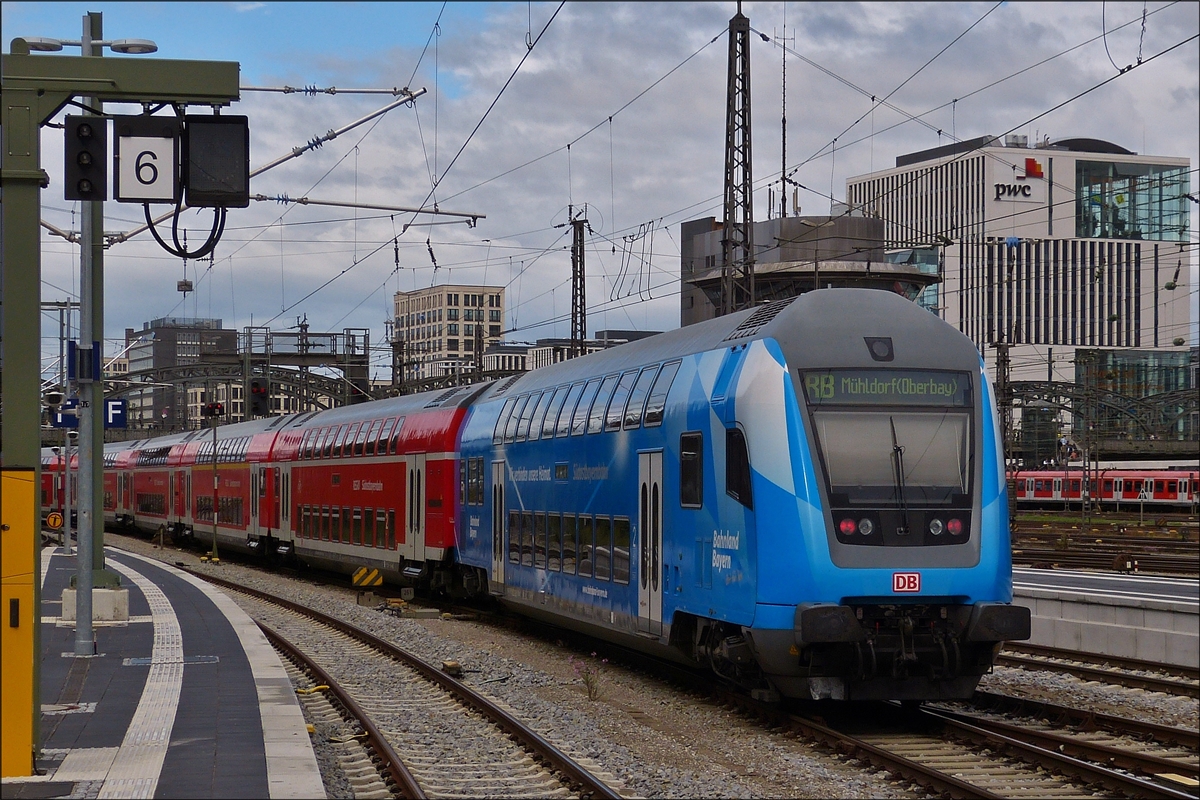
xmin=1011 ymin=547 xmax=1198 ymax=574
xmin=997 ymin=642 xmax=1200 ymax=698
xmin=189 ymin=569 xmax=625 ymax=800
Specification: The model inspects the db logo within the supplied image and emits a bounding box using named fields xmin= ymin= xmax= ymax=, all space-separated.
xmin=892 ymin=572 xmax=921 ymax=593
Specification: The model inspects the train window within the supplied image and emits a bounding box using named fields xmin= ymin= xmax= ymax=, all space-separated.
xmin=561 ymin=513 xmax=577 ymax=575
xmin=623 ymin=366 xmax=659 ymax=429
xmin=376 ymin=510 xmax=387 ymax=548
xmin=571 ymin=379 xmax=603 ymax=436
xmin=644 ymin=361 xmax=680 ymax=427
xmin=521 ymin=512 xmax=534 ymax=566
xmin=330 ymin=507 xmax=340 ymax=542
xmin=504 ymin=395 xmax=530 ymax=443
xmin=493 ymin=398 xmax=517 ymax=445
xmin=353 ymin=422 xmax=374 ymax=456
xmin=1071 ymin=480 xmax=1081 ymax=492
xmin=680 ymin=432 xmax=704 ymax=508
xmin=364 ymin=508 xmax=375 ymax=547
xmin=726 ymin=427 xmax=753 ymax=509
xmin=301 ymin=430 xmax=314 ymax=459
xmin=339 ymin=424 xmax=359 ymax=457
xmin=387 ymin=510 xmax=397 ymax=549
xmin=1167 ymin=481 xmax=1177 ymax=493
xmin=389 ymin=417 xmax=406 ymax=454
xmin=467 ymin=458 xmax=484 ymax=505
xmin=541 ymin=386 xmax=571 ymax=439
xmin=528 ymin=392 xmax=556 ymax=442
xmin=556 ymin=383 xmax=586 ymax=437
xmin=377 ymin=418 xmax=397 ymax=454
xmin=612 ymin=517 xmax=630 ymax=585
xmin=363 ymin=420 xmax=384 ymax=456
xmin=594 ymin=516 xmax=612 ymax=580
xmin=1103 ymin=480 xmax=1113 ymax=492
xmin=577 ymin=515 xmax=594 ymax=578
xmin=605 ymin=371 xmax=640 ymax=432
xmin=548 ymin=514 xmax=561 ymax=571
xmin=1155 ymin=481 xmax=1165 ymax=493
xmin=322 ymin=426 xmax=339 ymax=458
xmin=516 ymin=392 xmax=543 ymax=441
xmin=588 ymin=375 xmax=620 ymax=434
xmin=351 ymin=508 xmax=362 ymax=545
xmin=534 ymin=513 xmax=547 ymax=568
xmin=321 ymin=506 xmax=331 ymax=540
xmin=509 ymin=511 xmax=521 ymax=563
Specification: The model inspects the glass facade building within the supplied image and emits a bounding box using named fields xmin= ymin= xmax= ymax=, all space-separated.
xmin=1075 ymin=161 xmax=1191 ymax=241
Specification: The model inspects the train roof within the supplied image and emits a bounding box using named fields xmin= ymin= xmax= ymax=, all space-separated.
xmin=472 ymin=288 xmax=978 ymax=402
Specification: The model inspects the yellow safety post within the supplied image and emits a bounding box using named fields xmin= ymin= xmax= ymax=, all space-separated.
xmin=2 ymin=468 xmax=37 ymax=777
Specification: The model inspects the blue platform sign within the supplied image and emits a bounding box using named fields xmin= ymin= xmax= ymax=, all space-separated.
xmin=50 ymin=399 xmax=78 ymax=428
xmin=50 ymin=398 xmax=127 ymax=429
xmin=105 ymin=399 xmax=127 ymax=429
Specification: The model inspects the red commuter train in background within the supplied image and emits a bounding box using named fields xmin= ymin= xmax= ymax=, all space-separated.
xmin=1009 ymin=468 xmax=1199 ymax=511
xmin=40 ymin=384 xmax=483 ymax=592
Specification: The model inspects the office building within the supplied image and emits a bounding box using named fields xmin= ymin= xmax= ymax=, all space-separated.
xmin=846 ymin=135 xmax=1192 ymax=383
xmin=394 ymin=285 xmax=505 ymax=381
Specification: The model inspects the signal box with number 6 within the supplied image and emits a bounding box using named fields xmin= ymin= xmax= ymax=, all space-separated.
xmin=113 ymin=116 xmax=181 ymax=204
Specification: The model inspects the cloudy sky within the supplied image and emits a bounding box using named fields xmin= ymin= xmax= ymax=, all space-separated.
xmin=6 ymin=1 xmax=1197 ymax=383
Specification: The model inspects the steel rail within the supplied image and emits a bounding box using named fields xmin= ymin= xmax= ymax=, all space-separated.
xmin=996 ymin=653 xmax=1200 ymax=698
xmin=933 ymin=706 xmax=1198 ymax=783
xmin=1012 ymin=548 xmax=1198 ymax=574
xmin=970 ymin=689 xmax=1199 ymax=750
xmin=923 ymin=707 xmax=1196 ymax=800
xmin=258 ymin=620 xmax=425 ymax=799
xmin=712 ymin=690 xmax=1004 ymax=800
xmin=191 ymin=569 xmax=622 ymax=800
xmin=1003 ymin=642 xmax=1200 ymax=682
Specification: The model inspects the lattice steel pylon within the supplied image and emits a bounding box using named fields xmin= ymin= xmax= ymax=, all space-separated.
xmin=570 ymin=208 xmax=588 ymax=358
xmin=721 ymin=3 xmax=755 ymax=316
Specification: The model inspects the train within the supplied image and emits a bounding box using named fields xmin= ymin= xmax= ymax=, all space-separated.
xmin=1010 ymin=468 xmax=1199 ymax=511
xmin=41 ymin=289 xmax=1030 ymax=701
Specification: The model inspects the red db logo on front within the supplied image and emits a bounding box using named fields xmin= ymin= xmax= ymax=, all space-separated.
xmin=892 ymin=572 xmax=920 ymax=593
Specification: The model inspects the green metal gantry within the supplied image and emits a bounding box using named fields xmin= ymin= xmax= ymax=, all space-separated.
xmin=1 ymin=39 xmax=239 ymax=775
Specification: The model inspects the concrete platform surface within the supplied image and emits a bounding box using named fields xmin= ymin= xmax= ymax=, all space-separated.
xmin=1 ymin=546 xmax=324 ymax=799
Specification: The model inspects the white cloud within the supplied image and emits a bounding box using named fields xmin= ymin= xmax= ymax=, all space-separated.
xmin=34 ymin=1 xmax=1198 ymax=380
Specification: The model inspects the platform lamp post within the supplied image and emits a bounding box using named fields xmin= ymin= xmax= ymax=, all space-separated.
xmin=203 ymin=401 xmax=223 ymax=564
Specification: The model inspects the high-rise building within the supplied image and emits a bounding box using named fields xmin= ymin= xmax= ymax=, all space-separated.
xmin=393 ymin=285 xmax=505 ymax=381
xmin=124 ymin=317 xmax=237 ymax=428
xmin=846 ymin=135 xmax=1192 ymax=383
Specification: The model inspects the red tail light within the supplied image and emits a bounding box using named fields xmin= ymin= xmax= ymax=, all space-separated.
xmin=839 ymin=518 xmax=856 ymax=535
xmin=947 ymin=518 xmax=963 ymax=535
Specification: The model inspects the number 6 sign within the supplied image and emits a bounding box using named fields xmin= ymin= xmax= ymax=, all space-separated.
xmin=113 ymin=116 xmax=181 ymax=203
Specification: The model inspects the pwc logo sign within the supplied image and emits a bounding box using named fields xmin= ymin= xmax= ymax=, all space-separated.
xmin=993 ymin=157 xmax=1045 ymax=204
xmin=892 ymin=572 xmax=921 ymax=593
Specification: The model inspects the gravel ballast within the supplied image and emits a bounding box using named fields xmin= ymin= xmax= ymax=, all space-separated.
xmin=109 ymin=534 xmax=1198 ymax=798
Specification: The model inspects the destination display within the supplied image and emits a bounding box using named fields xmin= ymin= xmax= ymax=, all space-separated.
xmin=801 ymin=369 xmax=972 ymax=407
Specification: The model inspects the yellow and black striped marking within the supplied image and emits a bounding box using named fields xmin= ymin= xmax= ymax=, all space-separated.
xmin=352 ymin=567 xmax=383 ymax=587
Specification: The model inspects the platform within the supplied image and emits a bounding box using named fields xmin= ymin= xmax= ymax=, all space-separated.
xmin=1 ymin=546 xmax=324 ymax=799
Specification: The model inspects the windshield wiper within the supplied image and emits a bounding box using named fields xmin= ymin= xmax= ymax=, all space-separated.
xmin=890 ymin=417 xmax=911 ymax=536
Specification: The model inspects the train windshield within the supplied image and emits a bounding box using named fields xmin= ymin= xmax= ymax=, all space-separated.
xmin=802 ymin=368 xmax=974 ymax=507
xmin=811 ymin=411 xmax=970 ymax=505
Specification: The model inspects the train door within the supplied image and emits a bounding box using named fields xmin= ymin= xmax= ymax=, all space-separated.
xmin=490 ymin=461 xmax=506 ymax=593
xmin=173 ymin=470 xmax=185 ymax=518
xmin=637 ymin=451 xmax=664 ymax=636
xmin=405 ymin=454 xmax=427 ymax=562
xmin=1053 ymin=478 xmax=1061 ymax=502
xmin=250 ymin=468 xmax=259 ymax=536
